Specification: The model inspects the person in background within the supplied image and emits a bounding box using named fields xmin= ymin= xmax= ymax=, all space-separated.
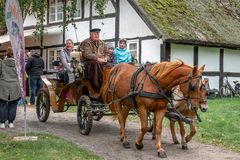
xmin=114 ymin=39 xmax=132 ymax=63
xmin=106 ymin=42 xmax=116 ymax=63
xmin=79 ymin=28 xmax=110 ymax=89
xmin=25 ymin=50 xmax=44 ymax=105
xmin=0 ymin=47 xmax=21 ymax=129
xmin=59 ymin=39 xmax=74 ymax=84
xmin=26 ymin=51 xmax=31 ymax=61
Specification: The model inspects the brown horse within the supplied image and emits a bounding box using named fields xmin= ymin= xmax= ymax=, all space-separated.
xmin=102 ymin=60 xmax=205 ymax=158
xmin=168 ymin=78 xmax=208 ymax=149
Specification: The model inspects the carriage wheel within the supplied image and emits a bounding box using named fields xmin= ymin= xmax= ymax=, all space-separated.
xmin=36 ymin=89 xmax=50 ymax=122
xmin=147 ymin=112 xmax=154 ymax=132
xmin=77 ymin=95 xmax=93 ymax=135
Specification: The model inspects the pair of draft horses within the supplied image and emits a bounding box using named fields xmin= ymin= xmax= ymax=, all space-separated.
xmin=102 ymin=60 xmax=206 ymax=158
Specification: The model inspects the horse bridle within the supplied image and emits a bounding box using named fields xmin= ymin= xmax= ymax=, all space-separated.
xmin=172 ymin=74 xmax=203 ymax=122
xmin=172 ymin=74 xmax=202 ymax=111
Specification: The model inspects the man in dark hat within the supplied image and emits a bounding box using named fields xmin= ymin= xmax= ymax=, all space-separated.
xmin=79 ymin=28 xmax=110 ymax=90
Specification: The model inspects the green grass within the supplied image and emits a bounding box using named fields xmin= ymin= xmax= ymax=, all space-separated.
xmin=195 ymin=97 xmax=240 ymax=152
xmin=128 ymin=98 xmax=240 ymax=152
xmin=0 ymin=132 xmax=103 ymax=160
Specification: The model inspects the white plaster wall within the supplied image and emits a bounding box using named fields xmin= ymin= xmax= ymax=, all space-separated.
xmin=23 ymin=13 xmax=47 ymax=27
xmin=92 ymin=18 xmax=115 ymax=40
xmin=203 ymin=76 xmax=219 ymax=90
xmin=119 ymin=0 xmax=153 ymax=38
xmin=224 ymin=49 xmax=240 ymax=73
xmin=84 ymin=0 xmax=90 ymax=18
xmin=198 ymin=47 xmax=219 ymax=72
xmin=141 ymin=39 xmax=161 ymax=63
xmin=92 ymin=0 xmax=115 ymax=16
xmin=65 ymin=18 xmax=115 ymax=43
xmin=84 ymin=0 xmax=115 ymax=18
xmin=171 ymin=44 xmax=193 ymax=66
xmin=66 ymin=22 xmax=89 ymax=43
xmin=23 ymin=14 xmax=37 ymax=27
xmin=42 ymin=49 xmax=47 ymax=71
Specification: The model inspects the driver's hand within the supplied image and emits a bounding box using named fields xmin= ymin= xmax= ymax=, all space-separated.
xmin=97 ymin=58 xmax=107 ymax=63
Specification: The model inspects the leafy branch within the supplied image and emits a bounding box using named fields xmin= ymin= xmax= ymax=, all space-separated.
xmin=92 ymin=0 xmax=109 ymax=17
xmin=0 ymin=0 xmax=109 ymax=37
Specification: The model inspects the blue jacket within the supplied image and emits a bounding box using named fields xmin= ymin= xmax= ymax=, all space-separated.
xmin=114 ymin=48 xmax=132 ymax=63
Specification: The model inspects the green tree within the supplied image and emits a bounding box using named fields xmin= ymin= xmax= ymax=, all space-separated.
xmin=0 ymin=0 xmax=108 ymax=37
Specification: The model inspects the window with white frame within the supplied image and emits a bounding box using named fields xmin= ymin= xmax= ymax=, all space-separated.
xmin=49 ymin=0 xmax=64 ymax=23
xmin=71 ymin=0 xmax=81 ymax=18
xmin=127 ymin=40 xmax=139 ymax=62
xmin=48 ymin=48 xmax=61 ymax=72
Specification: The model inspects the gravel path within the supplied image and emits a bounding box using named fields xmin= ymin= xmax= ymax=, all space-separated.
xmin=5 ymin=106 xmax=240 ymax=160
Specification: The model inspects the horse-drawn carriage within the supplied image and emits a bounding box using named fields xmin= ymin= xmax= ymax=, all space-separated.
xmin=36 ymin=51 xmax=114 ymax=135
xmin=36 ymin=54 xmax=206 ymax=158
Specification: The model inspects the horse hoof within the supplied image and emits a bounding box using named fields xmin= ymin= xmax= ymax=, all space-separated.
xmin=135 ymin=142 xmax=143 ymax=150
xmin=152 ymin=135 xmax=156 ymax=140
xmin=158 ymin=150 xmax=167 ymax=158
xmin=123 ymin=142 xmax=130 ymax=148
xmin=174 ymin=140 xmax=180 ymax=144
xmin=182 ymin=144 xmax=188 ymax=150
xmin=120 ymin=138 xmax=123 ymax=142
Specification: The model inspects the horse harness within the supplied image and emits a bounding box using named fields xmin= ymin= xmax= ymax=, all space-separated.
xmin=128 ymin=64 xmax=172 ymax=109
xmin=106 ymin=63 xmax=202 ymax=124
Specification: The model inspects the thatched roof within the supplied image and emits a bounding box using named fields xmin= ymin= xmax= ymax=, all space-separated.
xmin=136 ymin=0 xmax=240 ymax=47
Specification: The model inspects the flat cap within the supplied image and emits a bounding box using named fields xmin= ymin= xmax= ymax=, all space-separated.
xmin=90 ymin=28 xmax=101 ymax=32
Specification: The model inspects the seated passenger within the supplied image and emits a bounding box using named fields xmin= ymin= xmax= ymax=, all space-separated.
xmin=114 ymin=39 xmax=132 ymax=63
xmin=79 ymin=28 xmax=110 ymax=89
xmin=106 ymin=42 xmax=116 ymax=63
xmin=59 ymin=39 xmax=74 ymax=84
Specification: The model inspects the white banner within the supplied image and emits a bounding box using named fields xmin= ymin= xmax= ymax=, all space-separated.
xmin=5 ymin=0 xmax=26 ymax=100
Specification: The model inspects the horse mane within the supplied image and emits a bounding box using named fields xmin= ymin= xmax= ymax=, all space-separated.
xmin=150 ymin=60 xmax=185 ymax=80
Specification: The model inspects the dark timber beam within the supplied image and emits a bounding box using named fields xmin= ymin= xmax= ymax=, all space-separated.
xmin=193 ymin=46 xmax=198 ymax=66
xmin=89 ymin=1 xmax=93 ymax=29
xmin=115 ymin=0 xmax=120 ymax=47
xmin=110 ymin=0 xmax=117 ymax=10
xmin=219 ymin=49 xmax=224 ymax=90
xmin=139 ymin=39 xmax=142 ymax=63
xmin=160 ymin=41 xmax=171 ymax=62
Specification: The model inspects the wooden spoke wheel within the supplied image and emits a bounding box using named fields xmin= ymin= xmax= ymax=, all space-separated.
xmin=77 ymin=95 xmax=93 ymax=135
xmin=36 ymin=89 xmax=50 ymax=122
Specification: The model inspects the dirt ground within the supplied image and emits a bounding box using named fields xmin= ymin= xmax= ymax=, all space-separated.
xmin=4 ymin=106 xmax=240 ymax=160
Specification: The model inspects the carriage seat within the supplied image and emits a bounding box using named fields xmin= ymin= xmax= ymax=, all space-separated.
xmin=52 ymin=60 xmax=68 ymax=84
